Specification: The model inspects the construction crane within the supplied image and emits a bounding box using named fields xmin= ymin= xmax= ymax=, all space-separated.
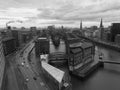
xmin=6 ymin=20 xmax=23 ymax=28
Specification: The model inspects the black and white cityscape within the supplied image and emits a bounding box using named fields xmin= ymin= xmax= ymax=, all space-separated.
xmin=1 ymin=0 xmax=120 ymax=90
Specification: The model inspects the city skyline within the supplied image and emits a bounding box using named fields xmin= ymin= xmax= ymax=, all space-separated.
xmin=0 ymin=0 xmax=120 ymax=27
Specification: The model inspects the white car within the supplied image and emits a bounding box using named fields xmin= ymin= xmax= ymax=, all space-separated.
xmin=25 ymin=78 xmax=29 ymax=82
xmin=21 ymin=62 xmax=24 ymax=66
xmin=63 ymin=82 xmax=69 ymax=88
xmin=99 ymin=53 xmax=103 ymax=59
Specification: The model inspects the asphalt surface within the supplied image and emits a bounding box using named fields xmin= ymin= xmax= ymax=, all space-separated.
xmin=5 ymin=38 xmax=49 ymax=90
xmin=5 ymin=60 xmax=19 ymax=90
xmin=29 ymin=48 xmax=60 ymax=90
xmin=16 ymin=42 xmax=49 ymax=90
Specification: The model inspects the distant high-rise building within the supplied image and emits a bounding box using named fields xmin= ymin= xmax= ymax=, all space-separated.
xmin=30 ymin=27 xmax=37 ymax=36
xmin=100 ymin=18 xmax=104 ymax=40
xmin=61 ymin=26 xmax=64 ymax=29
xmin=80 ymin=20 xmax=82 ymax=30
xmin=110 ymin=23 xmax=120 ymax=42
xmin=100 ymin=18 xmax=103 ymax=28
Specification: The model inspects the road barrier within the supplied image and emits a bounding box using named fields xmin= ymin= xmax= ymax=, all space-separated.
xmin=99 ymin=60 xmax=120 ymax=65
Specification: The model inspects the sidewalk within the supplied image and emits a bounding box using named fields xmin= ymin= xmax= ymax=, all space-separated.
xmin=0 ymin=57 xmax=5 ymax=90
xmin=5 ymin=62 xmax=19 ymax=90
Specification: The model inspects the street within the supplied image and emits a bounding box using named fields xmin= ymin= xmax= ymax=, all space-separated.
xmin=5 ymin=38 xmax=120 ymax=90
xmin=5 ymin=39 xmax=49 ymax=90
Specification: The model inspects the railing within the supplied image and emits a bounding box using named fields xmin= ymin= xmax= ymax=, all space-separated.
xmin=76 ymin=34 xmax=120 ymax=52
xmin=99 ymin=60 xmax=120 ymax=65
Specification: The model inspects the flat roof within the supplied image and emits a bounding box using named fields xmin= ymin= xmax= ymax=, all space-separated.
xmin=41 ymin=61 xmax=65 ymax=83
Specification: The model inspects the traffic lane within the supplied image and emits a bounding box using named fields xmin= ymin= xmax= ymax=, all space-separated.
xmin=17 ymin=55 xmax=39 ymax=90
xmin=17 ymin=55 xmax=38 ymax=89
xmin=5 ymin=53 xmax=21 ymax=90
xmin=22 ymin=58 xmax=48 ymax=90
xmin=28 ymin=49 xmax=50 ymax=90
xmin=23 ymin=44 xmax=49 ymax=90
xmin=18 ymin=65 xmax=40 ymax=90
xmin=29 ymin=48 xmax=64 ymax=90
xmin=17 ymin=43 xmax=47 ymax=90
xmin=28 ymin=50 xmax=40 ymax=75
xmin=6 ymin=39 xmax=35 ymax=90
xmin=20 ymin=43 xmax=40 ymax=87
xmin=6 ymin=64 xmax=19 ymax=90
xmin=17 ymin=59 xmax=40 ymax=90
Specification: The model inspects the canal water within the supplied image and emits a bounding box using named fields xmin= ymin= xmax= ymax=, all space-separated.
xmin=49 ymin=39 xmax=66 ymax=53
xmin=50 ymin=40 xmax=120 ymax=90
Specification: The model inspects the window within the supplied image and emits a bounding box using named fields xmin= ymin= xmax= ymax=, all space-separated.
xmin=84 ymin=48 xmax=92 ymax=56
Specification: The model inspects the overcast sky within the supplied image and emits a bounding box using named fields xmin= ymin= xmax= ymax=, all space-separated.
xmin=0 ymin=0 xmax=120 ymax=28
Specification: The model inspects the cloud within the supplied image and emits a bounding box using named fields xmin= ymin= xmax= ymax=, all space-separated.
xmin=0 ymin=0 xmax=120 ymax=27
xmin=0 ymin=7 xmax=39 ymax=21
xmin=37 ymin=0 xmax=120 ymax=25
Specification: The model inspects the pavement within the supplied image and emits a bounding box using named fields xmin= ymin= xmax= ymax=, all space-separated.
xmin=5 ymin=53 xmax=22 ymax=90
xmin=28 ymin=41 xmax=72 ymax=90
xmin=15 ymin=41 xmax=49 ymax=90
xmin=4 ymin=37 xmax=50 ymax=90
xmin=0 ymin=55 xmax=5 ymax=90
xmin=29 ymin=48 xmax=59 ymax=90
xmin=4 ymin=36 xmax=72 ymax=90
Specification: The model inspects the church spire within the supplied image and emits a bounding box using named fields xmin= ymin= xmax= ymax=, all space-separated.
xmin=100 ymin=18 xmax=104 ymax=40
xmin=80 ymin=20 xmax=82 ymax=30
xmin=100 ymin=18 xmax=103 ymax=28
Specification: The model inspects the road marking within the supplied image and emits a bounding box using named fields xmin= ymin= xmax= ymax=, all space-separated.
xmin=40 ymin=82 xmax=45 ymax=86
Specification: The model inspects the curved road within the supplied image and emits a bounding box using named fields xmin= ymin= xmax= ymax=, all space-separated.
xmin=6 ymin=37 xmax=120 ymax=90
xmin=5 ymin=38 xmax=49 ymax=90
xmin=16 ymin=42 xmax=49 ymax=90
